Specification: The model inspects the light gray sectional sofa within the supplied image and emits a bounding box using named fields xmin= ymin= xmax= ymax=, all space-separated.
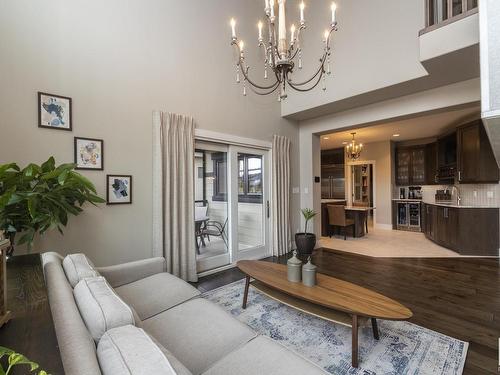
xmin=41 ymin=252 xmax=328 ymax=375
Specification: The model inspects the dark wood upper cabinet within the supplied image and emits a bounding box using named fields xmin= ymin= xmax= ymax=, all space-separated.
xmin=425 ymin=142 xmax=438 ymax=185
xmin=457 ymin=120 xmax=499 ymax=183
xmin=396 ymin=145 xmax=435 ymax=186
xmin=395 ymin=148 xmax=411 ymax=185
xmin=410 ymin=147 xmax=426 ymax=185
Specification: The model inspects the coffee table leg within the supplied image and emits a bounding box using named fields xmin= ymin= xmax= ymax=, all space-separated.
xmin=242 ymin=275 xmax=250 ymax=309
xmin=371 ymin=318 xmax=380 ymax=340
xmin=352 ymin=314 xmax=358 ymax=368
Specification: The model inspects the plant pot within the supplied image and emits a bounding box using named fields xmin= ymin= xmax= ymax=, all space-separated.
xmin=295 ymin=233 xmax=316 ymax=256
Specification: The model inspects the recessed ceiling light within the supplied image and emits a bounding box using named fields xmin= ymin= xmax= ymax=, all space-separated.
xmin=393 ymin=133 xmax=400 ymax=137
xmin=323 ymin=136 xmax=330 ymax=140
xmin=342 ymin=141 xmax=348 ymax=145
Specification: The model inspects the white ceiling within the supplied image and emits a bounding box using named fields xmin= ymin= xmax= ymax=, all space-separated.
xmin=320 ymin=106 xmax=480 ymax=149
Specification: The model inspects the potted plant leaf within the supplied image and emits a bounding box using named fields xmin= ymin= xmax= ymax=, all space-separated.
xmin=295 ymin=208 xmax=317 ymax=256
xmin=0 ymin=346 xmax=48 ymax=374
xmin=0 ymin=157 xmax=105 ymax=257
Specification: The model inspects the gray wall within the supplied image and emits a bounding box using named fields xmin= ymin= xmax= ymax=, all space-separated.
xmin=0 ymin=0 xmax=300 ymax=266
xmin=282 ymin=0 xmax=427 ymax=117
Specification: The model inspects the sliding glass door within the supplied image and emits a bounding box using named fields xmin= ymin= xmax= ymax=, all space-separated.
xmin=231 ymin=146 xmax=270 ymax=262
xmin=194 ymin=142 xmax=231 ymax=273
xmin=194 ymin=142 xmax=270 ymax=273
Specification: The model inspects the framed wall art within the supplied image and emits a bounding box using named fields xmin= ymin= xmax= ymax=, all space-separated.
xmin=74 ymin=137 xmax=104 ymax=170
xmin=38 ymin=92 xmax=72 ymax=131
xmin=106 ymin=175 xmax=132 ymax=205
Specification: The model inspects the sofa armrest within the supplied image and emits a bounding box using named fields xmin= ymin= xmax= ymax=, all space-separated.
xmin=97 ymin=257 xmax=166 ymax=287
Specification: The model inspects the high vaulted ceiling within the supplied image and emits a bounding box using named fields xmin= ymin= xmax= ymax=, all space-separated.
xmin=320 ymin=106 xmax=480 ymax=150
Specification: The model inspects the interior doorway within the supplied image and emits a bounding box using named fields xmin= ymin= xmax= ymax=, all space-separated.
xmin=347 ymin=160 xmax=376 ymax=226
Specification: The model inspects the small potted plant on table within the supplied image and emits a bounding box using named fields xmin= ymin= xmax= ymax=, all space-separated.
xmin=295 ymin=208 xmax=317 ymax=256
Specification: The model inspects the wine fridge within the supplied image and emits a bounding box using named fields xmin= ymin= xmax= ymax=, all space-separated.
xmin=396 ymin=202 xmax=421 ymax=232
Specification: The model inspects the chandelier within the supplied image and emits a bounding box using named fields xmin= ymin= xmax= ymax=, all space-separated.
xmin=229 ymin=0 xmax=338 ymax=101
xmin=345 ymin=133 xmax=363 ymax=160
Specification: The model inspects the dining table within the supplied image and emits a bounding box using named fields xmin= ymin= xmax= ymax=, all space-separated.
xmin=344 ymin=206 xmax=375 ymax=237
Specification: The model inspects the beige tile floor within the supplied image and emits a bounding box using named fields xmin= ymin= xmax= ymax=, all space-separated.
xmin=320 ymin=222 xmax=491 ymax=258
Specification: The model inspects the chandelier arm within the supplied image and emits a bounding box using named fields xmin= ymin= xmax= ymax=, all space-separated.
xmin=238 ymin=60 xmax=281 ymax=90
xmin=286 ymin=53 xmax=327 ymax=87
xmin=287 ymin=68 xmax=325 ymax=92
xmin=247 ymin=81 xmax=281 ymax=96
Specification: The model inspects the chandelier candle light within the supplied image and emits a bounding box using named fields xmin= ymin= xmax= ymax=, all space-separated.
xmin=230 ymin=0 xmax=338 ymax=101
xmin=345 ymin=132 xmax=363 ymax=160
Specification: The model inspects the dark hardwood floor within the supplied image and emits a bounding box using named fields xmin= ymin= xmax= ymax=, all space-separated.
xmin=0 ymin=254 xmax=63 ymax=375
xmin=195 ymin=249 xmax=500 ymax=375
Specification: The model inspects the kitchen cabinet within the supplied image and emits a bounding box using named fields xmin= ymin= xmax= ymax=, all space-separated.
xmin=457 ymin=120 xmax=499 ymax=183
xmin=422 ymin=203 xmax=499 ymax=256
xmin=395 ymin=148 xmax=411 ymax=185
xmin=422 ymin=203 xmax=436 ymax=240
xmin=425 ymin=142 xmax=438 ymax=185
xmin=436 ymin=132 xmax=457 ymax=183
xmin=395 ymin=146 xmax=428 ymax=186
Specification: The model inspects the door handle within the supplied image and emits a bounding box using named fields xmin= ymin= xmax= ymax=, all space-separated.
xmin=266 ymin=201 xmax=270 ymax=218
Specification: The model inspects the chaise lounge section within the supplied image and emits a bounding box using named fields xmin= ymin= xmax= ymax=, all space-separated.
xmin=41 ymin=252 xmax=327 ymax=375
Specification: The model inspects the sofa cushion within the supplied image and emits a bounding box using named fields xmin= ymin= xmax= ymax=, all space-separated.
xmin=115 ymin=272 xmax=200 ymax=320
xmin=97 ymin=325 xmax=176 ymax=375
xmin=74 ymin=277 xmax=135 ymax=341
xmin=142 ymin=298 xmax=256 ymax=375
xmin=150 ymin=335 xmax=193 ymax=375
xmin=202 ymin=336 xmax=327 ymax=375
xmin=63 ymin=253 xmax=99 ymax=288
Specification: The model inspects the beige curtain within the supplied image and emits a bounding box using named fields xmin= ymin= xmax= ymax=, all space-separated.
xmin=152 ymin=111 xmax=197 ymax=282
xmin=272 ymin=135 xmax=291 ymax=256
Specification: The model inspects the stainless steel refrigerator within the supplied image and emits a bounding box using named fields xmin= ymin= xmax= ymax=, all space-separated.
xmin=321 ymin=164 xmax=345 ymax=199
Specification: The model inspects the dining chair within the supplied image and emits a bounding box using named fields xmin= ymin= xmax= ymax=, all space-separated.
xmin=202 ymin=218 xmax=228 ymax=248
xmin=327 ymin=205 xmax=356 ymax=240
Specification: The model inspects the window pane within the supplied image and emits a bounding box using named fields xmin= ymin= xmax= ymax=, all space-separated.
xmin=248 ymin=171 xmax=262 ymax=194
xmin=238 ymin=159 xmax=244 ymax=194
xmin=467 ymin=0 xmax=477 ymax=10
xmin=452 ymin=0 xmax=462 ymax=16
xmin=217 ymin=161 xmax=227 ymax=194
xmin=248 ymin=157 xmax=261 ymax=170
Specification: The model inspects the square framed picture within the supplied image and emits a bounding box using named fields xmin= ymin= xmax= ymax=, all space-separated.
xmin=106 ymin=175 xmax=132 ymax=205
xmin=38 ymin=92 xmax=72 ymax=131
xmin=74 ymin=137 xmax=104 ymax=170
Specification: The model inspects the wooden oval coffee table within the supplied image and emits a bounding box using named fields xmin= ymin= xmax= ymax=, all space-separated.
xmin=237 ymin=260 xmax=413 ymax=368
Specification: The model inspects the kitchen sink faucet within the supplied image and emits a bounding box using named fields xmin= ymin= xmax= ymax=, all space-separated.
xmin=445 ymin=185 xmax=461 ymax=206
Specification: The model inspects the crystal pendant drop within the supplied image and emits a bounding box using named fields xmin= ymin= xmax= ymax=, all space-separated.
xmin=243 ymin=85 xmax=247 ymax=96
xmin=236 ymin=66 xmax=240 ymax=83
xmin=298 ymin=50 xmax=303 ymax=69
xmin=264 ymin=67 xmax=268 ymax=79
xmin=322 ymin=74 xmax=326 ymax=91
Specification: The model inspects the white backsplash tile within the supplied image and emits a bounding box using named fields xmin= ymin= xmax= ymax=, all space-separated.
xmin=417 ymin=184 xmax=500 ymax=207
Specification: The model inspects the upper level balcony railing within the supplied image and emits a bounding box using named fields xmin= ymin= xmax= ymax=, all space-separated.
xmin=421 ymin=0 xmax=478 ymax=35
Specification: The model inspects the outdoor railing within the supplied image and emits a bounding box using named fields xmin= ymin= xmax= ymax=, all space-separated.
xmin=421 ymin=0 xmax=478 ymax=35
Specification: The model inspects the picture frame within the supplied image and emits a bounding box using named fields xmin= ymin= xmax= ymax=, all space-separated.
xmin=106 ymin=175 xmax=132 ymax=205
xmin=74 ymin=137 xmax=104 ymax=170
xmin=38 ymin=92 xmax=72 ymax=131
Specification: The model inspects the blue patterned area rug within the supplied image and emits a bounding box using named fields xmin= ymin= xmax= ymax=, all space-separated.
xmin=202 ymin=279 xmax=468 ymax=375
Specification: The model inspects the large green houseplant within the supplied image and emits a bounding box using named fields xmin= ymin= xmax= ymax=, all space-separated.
xmin=295 ymin=208 xmax=317 ymax=256
xmin=0 ymin=157 xmax=105 ymax=256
